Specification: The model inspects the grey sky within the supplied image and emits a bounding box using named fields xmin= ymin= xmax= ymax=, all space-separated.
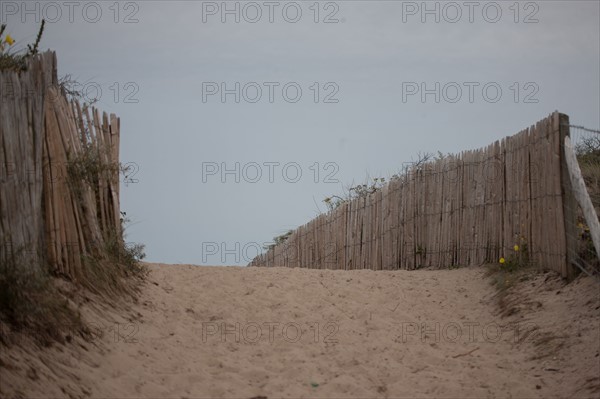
xmin=2 ymin=0 xmax=599 ymax=265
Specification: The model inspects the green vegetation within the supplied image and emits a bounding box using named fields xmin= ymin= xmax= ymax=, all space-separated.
xmin=498 ymin=239 xmax=530 ymax=273
xmin=0 ymin=20 xmax=45 ymax=72
xmin=263 ymin=230 xmax=294 ymax=251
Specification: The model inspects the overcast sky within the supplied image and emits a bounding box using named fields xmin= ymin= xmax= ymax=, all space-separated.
xmin=2 ymin=0 xmax=599 ymax=265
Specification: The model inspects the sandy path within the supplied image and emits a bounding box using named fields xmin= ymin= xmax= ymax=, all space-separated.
xmin=1 ymin=264 xmax=599 ymax=398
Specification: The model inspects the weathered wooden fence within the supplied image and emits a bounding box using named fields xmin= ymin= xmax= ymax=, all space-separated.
xmin=250 ymin=112 xmax=578 ymax=278
xmin=0 ymin=51 xmax=122 ymax=281
xmin=0 ymin=52 xmax=55 ymax=272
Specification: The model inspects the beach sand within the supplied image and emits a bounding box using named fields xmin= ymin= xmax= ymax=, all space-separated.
xmin=1 ymin=263 xmax=598 ymax=398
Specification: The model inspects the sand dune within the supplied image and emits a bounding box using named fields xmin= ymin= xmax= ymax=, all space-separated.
xmin=1 ymin=264 xmax=599 ymax=398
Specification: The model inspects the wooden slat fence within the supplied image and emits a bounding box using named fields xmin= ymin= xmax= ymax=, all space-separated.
xmin=250 ymin=112 xmax=575 ymax=278
xmin=1 ymin=52 xmax=54 ymax=271
xmin=1 ymin=51 xmax=122 ymax=281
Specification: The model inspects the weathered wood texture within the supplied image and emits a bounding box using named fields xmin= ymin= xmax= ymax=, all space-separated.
xmin=1 ymin=52 xmax=121 ymax=281
xmin=250 ymin=112 xmax=574 ymax=277
xmin=1 ymin=52 xmax=55 ymax=269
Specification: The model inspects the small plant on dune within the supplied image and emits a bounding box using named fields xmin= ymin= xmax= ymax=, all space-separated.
xmin=323 ymin=177 xmax=387 ymax=212
xmin=348 ymin=177 xmax=387 ymax=198
xmin=486 ymin=235 xmax=533 ymax=315
xmin=323 ymin=195 xmax=346 ymax=212
xmin=488 ymin=236 xmax=529 ymax=281
xmin=498 ymin=236 xmax=530 ymax=273
xmin=274 ymin=230 xmax=294 ymax=245
xmin=0 ymin=20 xmax=45 ymax=72
xmin=263 ymin=230 xmax=294 ymax=251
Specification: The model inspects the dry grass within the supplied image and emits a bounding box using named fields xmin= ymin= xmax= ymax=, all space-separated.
xmin=574 ymin=137 xmax=600 ymax=273
xmin=0 ymin=245 xmax=83 ymax=346
xmin=580 ymin=159 xmax=600 ymax=213
xmin=80 ymin=227 xmax=148 ymax=298
xmin=0 ymin=234 xmax=146 ymax=347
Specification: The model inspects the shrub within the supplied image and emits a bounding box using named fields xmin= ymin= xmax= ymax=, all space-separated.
xmin=0 ymin=20 xmax=45 ymax=72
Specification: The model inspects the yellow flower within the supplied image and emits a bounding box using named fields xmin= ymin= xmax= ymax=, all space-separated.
xmin=499 ymin=257 xmax=505 ymax=264
xmin=514 ymin=245 xmax=519 ymax=252
xmin=4 ymin=35 xmax=14 ymax=46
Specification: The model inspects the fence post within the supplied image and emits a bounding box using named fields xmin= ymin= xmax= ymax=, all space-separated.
xmin=559 ymin=113 xmax=578 ymax=280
